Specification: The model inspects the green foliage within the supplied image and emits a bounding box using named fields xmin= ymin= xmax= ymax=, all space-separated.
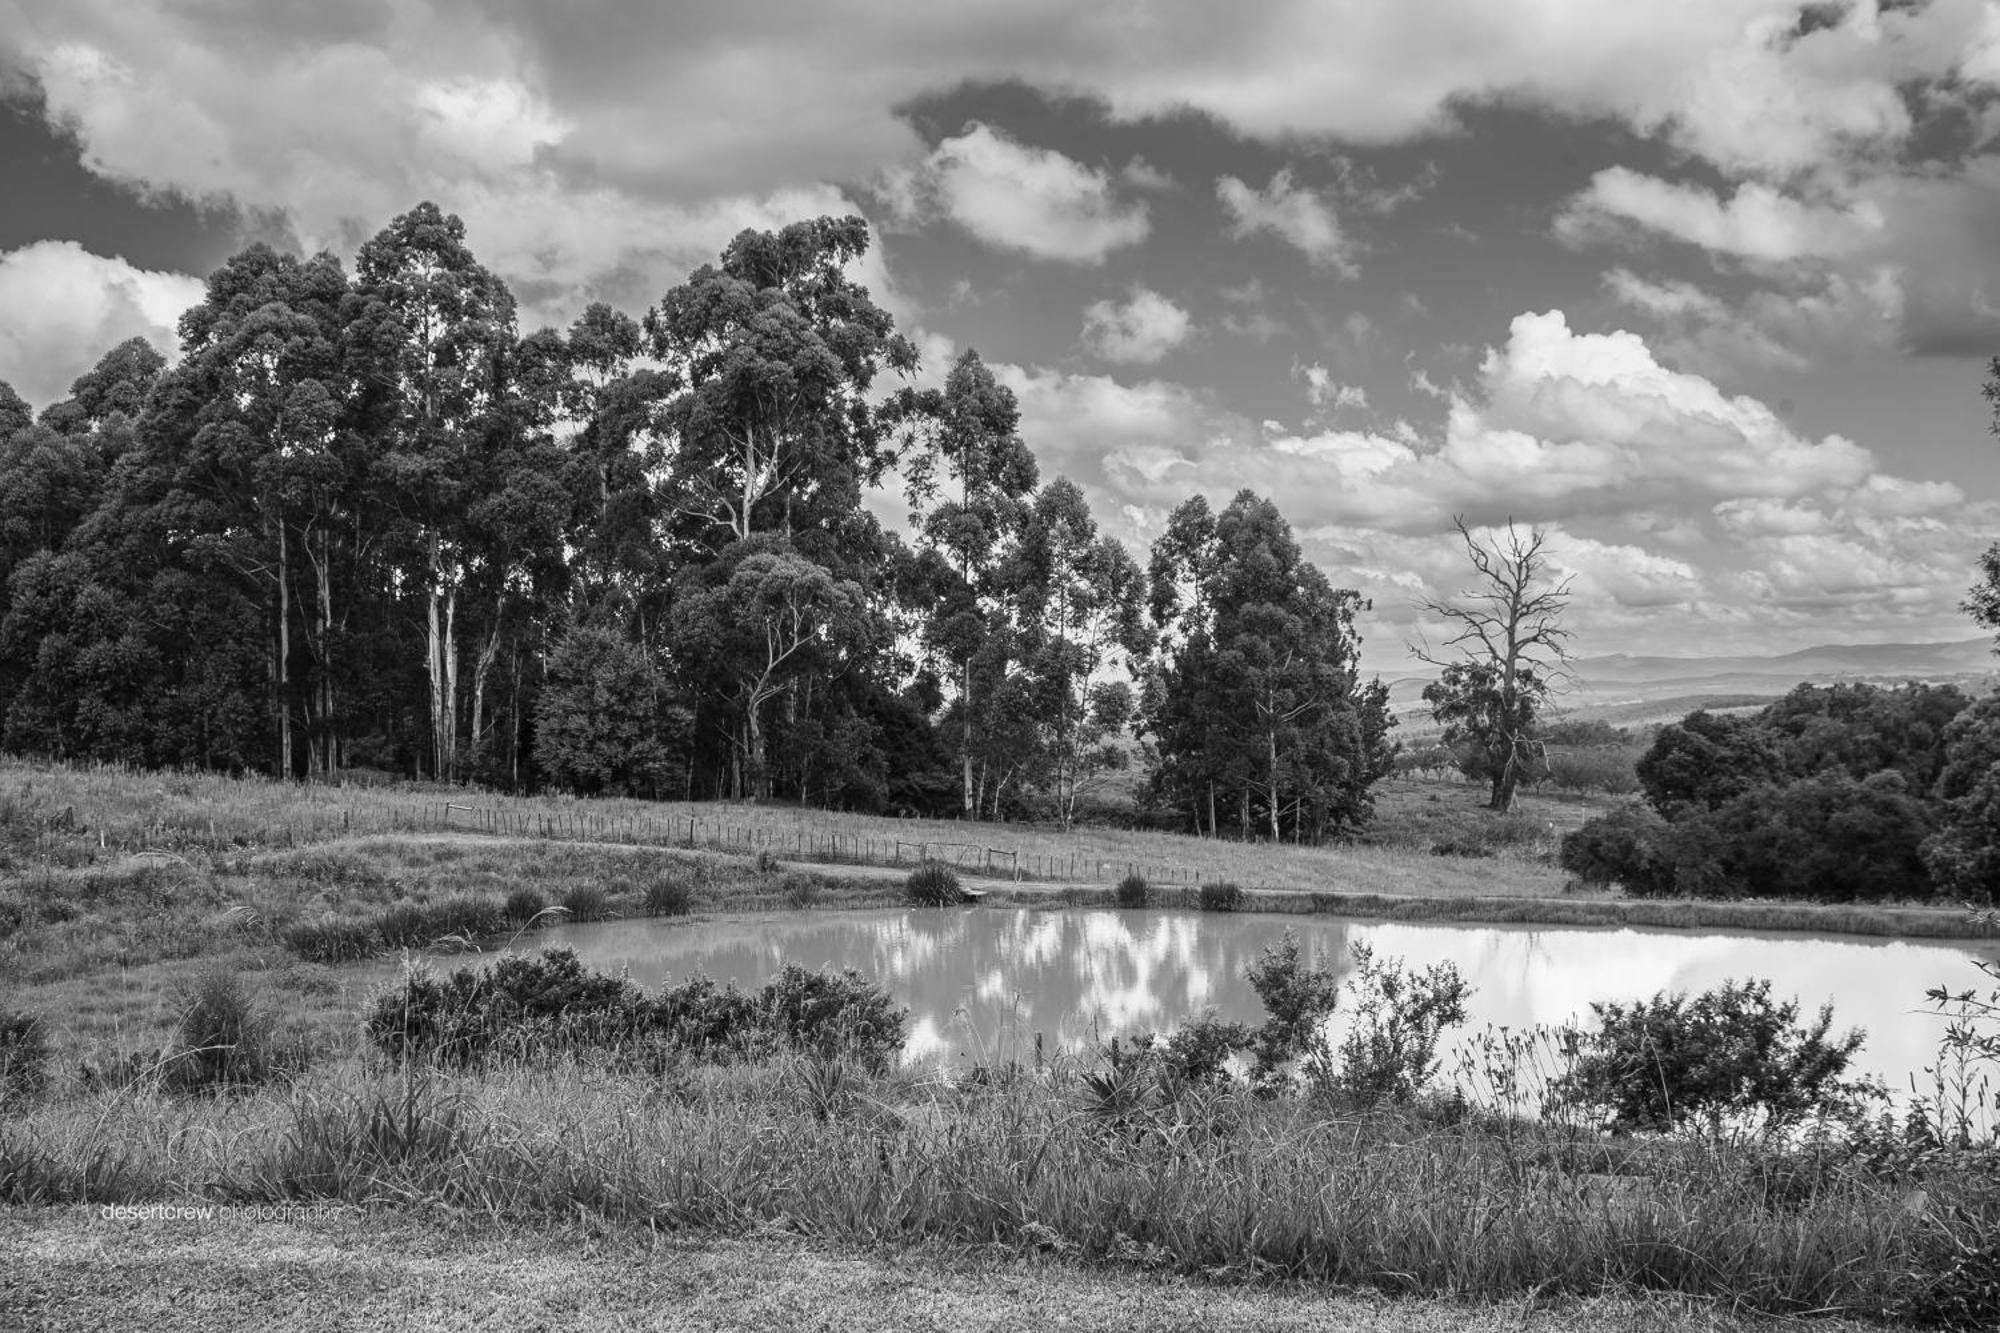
xmin=162 ymin=967 xmax=294 ymax=1092
xmin=363 ymin=947 xmax=905 ymax=1070
xmin=1197 ymin=880 xmax=1245 ymax=912
xmin=1113 ymin=871 xmax=1149 ymax=908
xmin=1325 ymin=944 xmax=1472 ymax=1106
xmin=1244 ymin=932 xmax=1341 ymax=1083
xmin=533 ymin=626 xmax=689 ymax=797
xmin=1160 ymin=1012 xmax=1253 ymax=1084
xmin=0 ymin=1007 xmax=49 ymax=1103
xmin=1551 ymin=978 xmax=1870 ymax=1134
xmin=281 ymin=916 xmax=378 ymax=964
xmin=1141 ymin=491 xmax=1393 ymax=842
xmin=905 ymin=860 xmax=963 ymax=906
xmin=1636 ymin=710 xmax=1780 ymax=817
xmin=559 ymin=883 xmax=612 ymax=923
xmin=643 ymin=875 xmax=694 ymax=916
xmin=501 ymin=886 xmax=547 ymax=927
xmin=1560 ymin=803 xmax=1676 ymax=895
xmin=780 ymin=872 xmax=822 ymax=909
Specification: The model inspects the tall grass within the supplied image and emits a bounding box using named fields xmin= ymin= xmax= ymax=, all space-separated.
xmin=3 ymin=1055 xmax=1986 ymax=1323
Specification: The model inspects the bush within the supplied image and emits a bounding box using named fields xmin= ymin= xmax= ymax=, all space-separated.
xmin=1325 ymin=943 xmax=1472 ymax=1106
xmin=780 ymin=872 xmax=821 ymax=909
xmin=426 ymin=896 xmax=504 ymax=942
xmin=162 ymin=967 xmax=292 ymax=1092
xmin=560 ymin=883 xmax=613 ymax=923
xmin=758 ymin=965 xmax=907 ymax=1071
xmin=1245 ymin=932 xmax=1340 ymax=1082
xmin=905 ymin=860 xmax=962 ymax=906
xmin=644 ymin=875 xmax=694 ymax=917
xmin=1551 ymin=977 xmax=1871 ymax=1135
xmin=281 ymin=916 xmax=378 ymax=964
xmin=1560 ymin=804 xmax=1675 ymax=896
xmin=1542 ymin=746 xmax=1643 ymax=795
xmin=373 ymin=902 xmax=434 ymax=950
xmin=0 ymin=1007 xmax=50 ymax=1103
xmin=1114 ymin=871 xmax=1149 ymax=908
xmin=364 ymin=948 xmax=908 ymax=1070
xmin=1161 ymin=1012 xmax=1252 ymax=1084
xmin=501 ymin=886 xmax=548 ymax=928
xmin=1198 ymin=881 xmax=1245 ymax=912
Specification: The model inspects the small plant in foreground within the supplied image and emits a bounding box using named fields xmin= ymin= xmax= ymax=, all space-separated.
xmin=0 ymin=1006 xmax=50 ymax=1103
xmin=1114 ymin=871 xmax=1149 ymax=908
xmin=1198 ymin=881 xmax=1244 ymax=912
xmin=1551 ymin=977 xmax=1870 ymax=1135
xmin=1325 ymin=943 xmax=1472 ymax=1106
xmin=560 ymin=883 xmax=612 ymax=923
xmin=1245 ymin=932 xmax=1340 ymax=1084
xmin=162 ymin=967 xmax=291 ymax=1092
xmin=644 ymin=875 xmax=694 ymax=917
xmin=905 ymin=860 xmax=962 ymax=906
xmin=1161 ymin=1012 xmax=1252 ymax=1084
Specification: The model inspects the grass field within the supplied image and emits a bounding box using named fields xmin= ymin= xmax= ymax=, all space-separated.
xmin=6 ymin=758 xmax=1999 ymax=1329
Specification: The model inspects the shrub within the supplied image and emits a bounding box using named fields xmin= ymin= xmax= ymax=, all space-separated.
xmin=1198 ymin=881 xmax=1244 ymax=912
xmin=560 ymin=883 xmax=613 ymax=923
xmin=644 ymin=875 xmax=694 ymax=916
xmin=281 ymin=917 xmax=378 ymax=964
xmin=1550 ymin=977 xmax=1870 ymax=1135
xmin=426 ymin=896 xmax=504 ymax=942
xmin=780 ymin=872 xmax=821 ymax=909
xmin=1542 ymin=746 xmax=1642 ymax=795
xmin=501 ymin=886 xmax=548 ymax=928
xmin=754 ymin=849 xmax=779 ymax=874
xmin=0 ymin=1007 xmax=50 ymax=1103
xmin=758 ymin=965 xmax=907 ymax=1070
xmin=905 ymin=860 xmax=962 ymax=906
xmin=1325 ymin=943 xmax=1472 ymax=1106
xmin=1245 ymin=932 xmax=1340 ymax=1083
xmin=1560 ymin=804 xmax=1675 ymax=896
xmin=162 ymin=967 xmax=291 ymax=1092
xmin=1161 ymin=1012 xmax=1252 ymax=1084
xmin=1114 ymin=872 xmax=1149 ymax=908
xmin=374 ymin=902 xmax=433 ymax=950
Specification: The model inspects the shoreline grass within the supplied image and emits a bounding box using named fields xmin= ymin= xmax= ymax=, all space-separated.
xmin=3 ymin=1052 xmax=1991 ymax=1325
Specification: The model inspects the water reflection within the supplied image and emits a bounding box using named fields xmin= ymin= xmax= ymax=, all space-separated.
xmin=362 ymin=908 xmax=1999 ymax=1089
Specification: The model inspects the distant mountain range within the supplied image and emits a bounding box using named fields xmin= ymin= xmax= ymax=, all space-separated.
xmin=1386 ymin=638 xmax=1999 ymax=732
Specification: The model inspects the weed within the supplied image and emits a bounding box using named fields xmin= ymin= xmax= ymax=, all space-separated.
xmin=905 ymin=860 xmax=963 ymax=907
xmin=1114 ymin=871 xmax=1149 ymax=908
xmin=0 ymin=1007 xmax=50 ymax=1103
xmin=780 ymin=873 xmax=821 ymax=909
xmin=161 ymin=966 xmax=296 ymax=1093
xmin=560 ymin=883 xmax=613 ymax=923
xmin=1198 ymin=880 xmax=1244 ymax=912
xmin=501 ymin=886 xmax=547 ymax=927
xmin=643 ymin=876 xmax=694 ymax=917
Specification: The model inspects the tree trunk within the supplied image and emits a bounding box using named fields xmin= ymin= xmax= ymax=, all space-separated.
xmin=469 ymin=593 xmax=503 ymax=777
xmin=277 ymin=525 xmax=292 ymax=779
xmin=961 ymin=659 xmax=976 ymax=819
xmin=427 ymin=533 xmax=448 ymax=781
xmin=1267 ymin=729 xmax=1281 ymax=843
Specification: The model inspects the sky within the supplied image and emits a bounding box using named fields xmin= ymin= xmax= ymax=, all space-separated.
xmin=3 ymin=0 xmax=2000 ymax=675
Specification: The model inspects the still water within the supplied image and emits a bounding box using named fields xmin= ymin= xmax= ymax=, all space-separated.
xmin=365 ymin=908 xmax=1998 ymax=1090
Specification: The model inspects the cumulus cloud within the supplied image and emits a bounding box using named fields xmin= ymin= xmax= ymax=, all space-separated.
xmin=0 ymin=241 xmax=204 ymax=407
xmin=1081 ymin=287 xmax=1191 ymax=363
xmin=1216 ymin=169 xmax=1355 ymax=273
xmin=1559 ymin=168 xmax=1885 ymax=263
xmin=1297 ymin=362 xmax=1368 ymax=412
xmin=892 ymin=123 xmax=1150 ymax=263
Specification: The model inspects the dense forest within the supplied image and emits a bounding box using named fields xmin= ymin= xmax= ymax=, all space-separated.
xmin=0 ymin=203 xmax=1395 ymax=839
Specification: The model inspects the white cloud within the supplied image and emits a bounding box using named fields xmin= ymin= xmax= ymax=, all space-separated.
xmin=1216 ymin=169 xmax=1355 ymax=273
xmin=1082 ymin=287 xmax=1192 ymax=363
xmin=898 ymin=123 xmax=1150 ymax=264
xmin=0 ymin=241 xmax=204 ymax=407
xmin=1298 ymin=362 xmax=1368 ymax=412
xmin=1560 ymin=168 xmax=1884 ymax=263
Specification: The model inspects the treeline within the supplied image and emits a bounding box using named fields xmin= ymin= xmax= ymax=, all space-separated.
xmin=0 ymin=204 xmax=1393 ymax=839
xmin=1562 ymin=682 xmax=2000 ymax=903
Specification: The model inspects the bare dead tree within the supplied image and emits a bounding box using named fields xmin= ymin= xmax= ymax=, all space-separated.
xmin=1412 ymin=518 xmax=1574 ymax=812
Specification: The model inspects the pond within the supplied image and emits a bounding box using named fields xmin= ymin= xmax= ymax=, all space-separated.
xmin=359 ymin=907 xmax=1998 ymax=1095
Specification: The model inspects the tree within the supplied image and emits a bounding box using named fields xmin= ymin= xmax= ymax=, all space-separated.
xmin=1011 ymin=479 xmax=1150 ymax=829
xmin=1416 ymin=519 xmax=1572 ymax=812
xmin=347 ymin=203 xmax=517 ymax=781
xmin=533 ymin=625 xmax=688 ymax=797
xmin=1142 ymin=490 xmax=1393 ymax=842
xmin=892 ymin=349 xmax=1039 ymax=819
xmin=1636 ymin=710 xmax=1782 ymax=817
